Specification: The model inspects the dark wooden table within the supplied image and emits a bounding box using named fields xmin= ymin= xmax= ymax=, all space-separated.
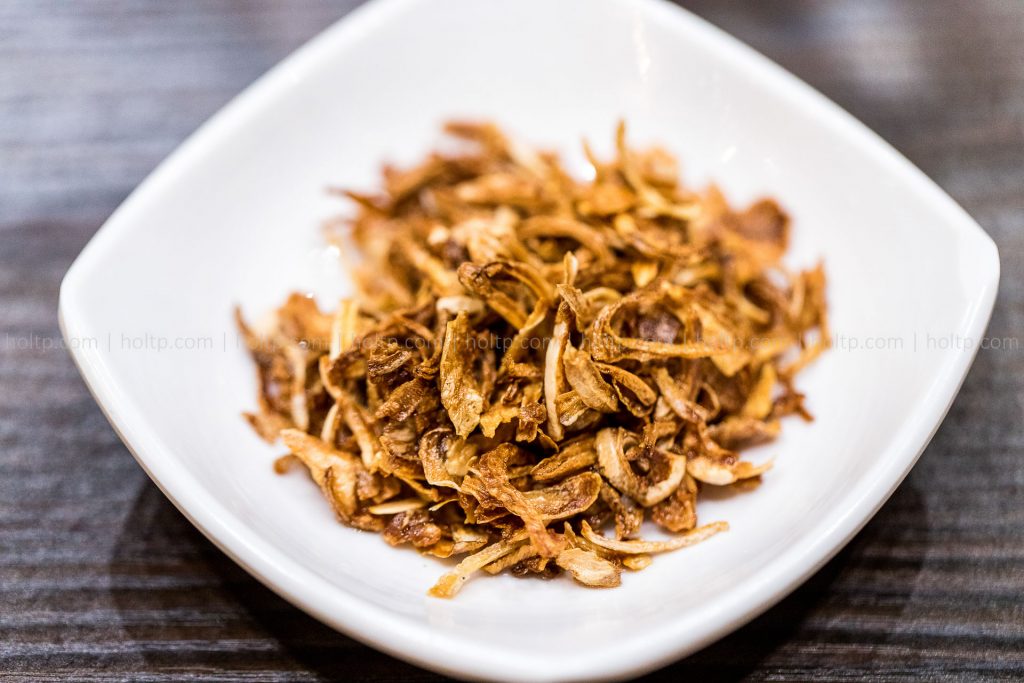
xmin=2 ymin=1 xmax=1022 ymax=680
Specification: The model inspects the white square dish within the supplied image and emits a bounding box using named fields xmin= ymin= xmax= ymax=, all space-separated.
xmin=59 ymin=0 xmax=999 ymax=680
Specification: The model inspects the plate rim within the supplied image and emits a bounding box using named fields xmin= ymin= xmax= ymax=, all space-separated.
xmin=58 ymin=0 xmax=1001 ymax=680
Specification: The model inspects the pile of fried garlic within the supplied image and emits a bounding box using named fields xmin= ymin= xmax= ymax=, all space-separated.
xmin=238 ymin=122 xmax=828 ymax=597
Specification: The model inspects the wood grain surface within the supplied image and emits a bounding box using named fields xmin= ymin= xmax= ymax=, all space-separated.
xmin=1 ymin=1 xmax=1022 ymax=680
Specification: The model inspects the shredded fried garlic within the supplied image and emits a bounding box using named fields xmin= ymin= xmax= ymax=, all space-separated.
xmin=239 ymin=121 xmax=828 ymax=597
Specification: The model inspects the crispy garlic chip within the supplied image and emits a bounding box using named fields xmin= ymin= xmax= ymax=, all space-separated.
xmin=556 ymin=548 xmax=621 ymax=588
xmin=242 ymin=121 xmax=828 ymax=597
xmin=595 ymin=427 xmax=687 ymax=507
xmin=439 ymin=312 xmax=485 ymax=437
xmin=580 ymin=519 xmax=728 ymax=554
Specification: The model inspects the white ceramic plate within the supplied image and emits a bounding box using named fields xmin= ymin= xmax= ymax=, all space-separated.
xmin=59 ymin=0 xmax=999 ymax=680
